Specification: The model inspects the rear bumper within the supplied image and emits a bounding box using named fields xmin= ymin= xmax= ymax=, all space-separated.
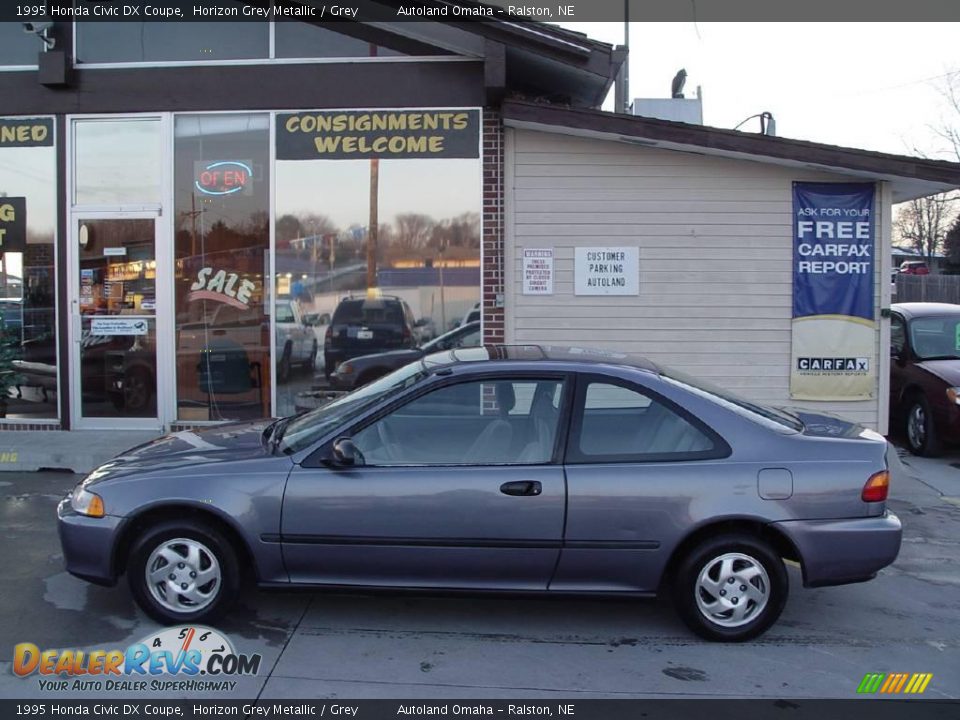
xmin=57 ymin=497 xmax=123 ymax=587
xmin=772 ymin=511 xmax=902 ymax=588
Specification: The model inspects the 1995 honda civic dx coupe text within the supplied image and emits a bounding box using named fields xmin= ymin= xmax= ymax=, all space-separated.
xmin=58 ymin=346 xmax=901 ymax=642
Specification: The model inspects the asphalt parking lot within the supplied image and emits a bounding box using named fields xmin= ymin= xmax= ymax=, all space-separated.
xmin=0 ymin=447 xmax=957 ymax=700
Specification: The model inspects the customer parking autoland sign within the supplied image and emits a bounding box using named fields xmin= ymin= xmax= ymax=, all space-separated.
xmin=791 ymin=182 xmax=876 ymax=400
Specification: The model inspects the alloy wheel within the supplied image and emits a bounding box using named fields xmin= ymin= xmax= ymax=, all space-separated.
xmin=907 ymin=403 xmax=926 ymax=451
xmin=145 ymin=537 xmax=221 ymax=614
xmin=695 ymin=552 xmax=770 ymax=628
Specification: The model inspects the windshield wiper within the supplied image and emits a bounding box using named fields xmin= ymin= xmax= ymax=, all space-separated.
xmin=919 ymin=355 xmax=960 ymax=361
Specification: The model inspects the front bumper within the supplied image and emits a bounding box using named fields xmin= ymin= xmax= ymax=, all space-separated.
xmin=773 ymin=511 xmax=902 ymax=588
xmin=57 ymin=497 xmax=124 ymax=587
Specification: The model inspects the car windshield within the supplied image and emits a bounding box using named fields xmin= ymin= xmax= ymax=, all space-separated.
xmin=909 ymin=315 xmax=960 ymax=360
xmin=276 ymin=361 xmax=428 ymax=454
xmin=275 ymin=303 xmax=295 ymax=323
xmin=661 ymin=366 xmax=804 ymax=432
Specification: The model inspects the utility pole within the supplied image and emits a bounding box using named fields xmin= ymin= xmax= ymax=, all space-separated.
xmin=366 ymin=158 xmax=379 ymax=291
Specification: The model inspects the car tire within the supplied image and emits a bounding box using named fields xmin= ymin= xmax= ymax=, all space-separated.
xmin=673 ymin=533 xmax=787 ymax=642
xmin=127 ymin=519 xmax=240 ymax=626
xmin=905 ymin=395 xmax=941 ymax=456
xmin=124 ymin=368 xmax=153 ymax=413
xmin=277 ymin=344 xmax=292 ymax=384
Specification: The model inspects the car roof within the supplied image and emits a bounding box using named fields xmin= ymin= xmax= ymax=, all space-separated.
xmin=422 ymin=344 xmax=660 ymax=374
xmin=892 ymin=302 xmax=960 ymax=318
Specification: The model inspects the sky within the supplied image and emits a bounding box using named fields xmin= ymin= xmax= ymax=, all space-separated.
xmin=560 ymin=22 xmax=959 ymax=161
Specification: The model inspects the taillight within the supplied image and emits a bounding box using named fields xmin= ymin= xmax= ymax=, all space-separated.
xmin=862 ymin=470 xmax=889 ymax=503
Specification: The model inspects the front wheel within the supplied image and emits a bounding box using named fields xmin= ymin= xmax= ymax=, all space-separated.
xmin=906 ymin=395 xmax=940 ymax=456
xmin=127 ymin=520 xmax=240 ymax=625
xmin=673 ymin=534 xmax=787 ymax=642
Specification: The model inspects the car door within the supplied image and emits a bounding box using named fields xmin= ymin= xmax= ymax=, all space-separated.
xmin=554 ymin=373 xmax=730 ymax=593
xmin=890 ymin=312 xmax=909 ymax=415
xmin=281 ymin=374 xmax=570 ymax=589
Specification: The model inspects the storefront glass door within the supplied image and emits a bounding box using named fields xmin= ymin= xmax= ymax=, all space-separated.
xmin=70 ymin=215 xmax=162 ymax=428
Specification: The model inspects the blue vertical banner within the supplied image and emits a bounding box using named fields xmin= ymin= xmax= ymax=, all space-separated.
xmin=791 ymin=182 xmax=876 ymax=400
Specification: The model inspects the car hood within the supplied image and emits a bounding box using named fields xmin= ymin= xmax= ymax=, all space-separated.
xmin=84 ymin=419 xmax=275 ymax=482
xmin=916 ymin=359 xmax=960 ymax=386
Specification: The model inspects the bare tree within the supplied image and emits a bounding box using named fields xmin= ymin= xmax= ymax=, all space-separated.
xmin=895 ymin=194 xmax=956 ymax=260
xmin=934 ymin=70 xmax=960 ymax=163
xmin=393 ymin=213 xmax=434 ymax=251
xmin=893 ymin=71 xmax=960 ymax=259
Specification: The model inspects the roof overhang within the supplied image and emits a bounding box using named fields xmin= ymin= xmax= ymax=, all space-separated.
xmin=502 ymin=100 xmax=960 ymax=203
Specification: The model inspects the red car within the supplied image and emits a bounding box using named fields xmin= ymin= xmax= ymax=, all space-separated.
xmin=890 ymin=302 xmax=960 ymax=455
xmin=898 ymin=260 xmax=930 ymax=275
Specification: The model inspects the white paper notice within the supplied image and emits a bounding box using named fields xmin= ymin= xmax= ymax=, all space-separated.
xmin=522 ymin=248 xmax=554 ymax=295
xmin=574 ymin=247 xmax=639 ymax=296
xmin=90 ymin=316 xmax=149 ymax=336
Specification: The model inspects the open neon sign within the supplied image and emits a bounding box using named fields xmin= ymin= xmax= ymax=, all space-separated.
xmin=194 ymin=161 xmax=253 ymax=196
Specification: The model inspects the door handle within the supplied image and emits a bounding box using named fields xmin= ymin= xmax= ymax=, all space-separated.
xmin=499 ymin=481 xmax=542 ymax=497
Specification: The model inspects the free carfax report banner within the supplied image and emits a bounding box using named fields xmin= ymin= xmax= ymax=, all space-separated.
xmin=791 ymin=182 xmax=876 ymax=400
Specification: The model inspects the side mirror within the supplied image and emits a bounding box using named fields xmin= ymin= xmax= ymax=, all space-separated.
xmin=331 ymin=437 xmax=358 ymax=466
xmin=890 ymin=345 xmax=901 ymax=360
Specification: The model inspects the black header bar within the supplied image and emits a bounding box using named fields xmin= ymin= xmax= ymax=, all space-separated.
xmin=0 ymin=699 xmax=957 ymax=720
xmin=7 ymin=0 xmax=960 ymax=23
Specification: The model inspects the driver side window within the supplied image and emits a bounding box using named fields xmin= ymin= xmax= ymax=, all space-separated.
xmin=353 ymin=378 xmax=565 ymax=466
xmin=890 ymin=315 xmax=905 ymax=354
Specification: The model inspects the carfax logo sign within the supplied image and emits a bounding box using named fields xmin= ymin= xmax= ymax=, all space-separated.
xmin=790 ymin=182 xmax=876 ymax=400
xmin=12 ymin=626 xmax=261 ymax=693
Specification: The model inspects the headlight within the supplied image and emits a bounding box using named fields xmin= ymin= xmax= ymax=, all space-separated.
xmin=70 ymin=487 xmax=105 ymax=518
xmin=947 ymin=388 xmax=960 ymax=405
xmin=337 ymin=362 xmax=354 ymax=375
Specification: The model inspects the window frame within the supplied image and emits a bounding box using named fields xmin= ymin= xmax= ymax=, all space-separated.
xmin=890 ymin=312 xmax=907 ymax=355
xmin=564 ymin=373 xmax=731 ymax=465
xmin=305 ymin=370 xmax=574 ymax=469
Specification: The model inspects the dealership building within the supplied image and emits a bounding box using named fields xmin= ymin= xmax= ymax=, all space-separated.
xmin=1 ymin=12 xmax=959 ymax=469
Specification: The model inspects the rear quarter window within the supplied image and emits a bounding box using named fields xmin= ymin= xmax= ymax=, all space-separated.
xmin=568 ymin=379 xmax=727 ymax=464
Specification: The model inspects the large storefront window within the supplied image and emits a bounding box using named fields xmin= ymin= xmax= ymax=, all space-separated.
xmin=0 ymin=23 xmax=40 ymax=66
xmin=274 ymin=109 xmax=481 ymax=416
xmin=76 ymin=23 xmax=270 ymax=63
xmin=174 ymin=114 xmax=270 ymax=422
xmin=0 ymin=117 xmax=57 ymax=420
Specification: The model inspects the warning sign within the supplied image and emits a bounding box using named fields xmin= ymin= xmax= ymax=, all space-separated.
xmin=522 ymin=248 xmax=554 ymax=295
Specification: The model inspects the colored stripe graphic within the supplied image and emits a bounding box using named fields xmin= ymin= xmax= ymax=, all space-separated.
xmin=857 ymin=673 xmax=932 ymax=694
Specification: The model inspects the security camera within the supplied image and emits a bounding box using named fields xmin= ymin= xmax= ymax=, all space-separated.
xmin=22 ymin=21 xmax=54 ymax=34
xmin=22 ymin=21 xmax=55 ymax=51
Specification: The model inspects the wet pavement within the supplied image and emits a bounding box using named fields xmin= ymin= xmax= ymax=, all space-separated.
xmin=0 ymin=450 xmax=958 ymax=700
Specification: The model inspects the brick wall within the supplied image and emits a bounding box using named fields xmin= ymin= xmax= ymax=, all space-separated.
xmin=482 ymin=108 xmax=505 ymax=344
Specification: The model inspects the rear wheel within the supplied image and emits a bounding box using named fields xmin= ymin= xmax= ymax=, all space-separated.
xmin=127 ymin=519 xmax=240 ymax=625
xmin=906 ymin=395 xmax=940 ymax=456
xmin=277 ymin=344 xmax=292 ymax=384
xmin=305 ymin=340 xmax=318 ymax=371
xmin=673 ymin=534 xmax=787 ymax=642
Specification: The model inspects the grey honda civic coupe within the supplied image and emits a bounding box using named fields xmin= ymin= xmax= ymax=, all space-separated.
xmin=58 ymin=345 xmax=902 ymax=642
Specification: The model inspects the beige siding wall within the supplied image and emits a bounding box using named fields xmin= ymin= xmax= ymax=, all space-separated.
xmin=504 ymin=128 xmax=888 ymax=430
